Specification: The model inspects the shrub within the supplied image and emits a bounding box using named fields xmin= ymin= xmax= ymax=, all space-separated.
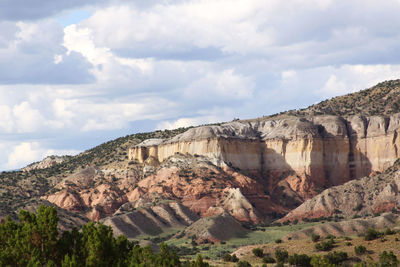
xmin=231 ymin=254 xmax=239 ymax=262
xmin=288 ymin=253 xmax=311 ymax=267
xmin=275 ymin=239 xmax=282 ymax=244
xmin=311 ymin=233 xmax=320 ymax=242
xmin=223 ymin=254 xmax=232 ymax=262
xmin=236 ymin=260 xmax=251 ymax=267
xmin=364 ymin=228 xmax=382 ymax=241
xmin=325 ymin=234 xmax=336 ymax=240
xmin=223 ymin=253 xmax=239 ymax=262
xmin=252 ymin=248 xmax=264 ymax=258
xmin=262 ymin=256 xmax=276 ymax=264
xmin=354 ymin=245 xmax=367 ymax=255
xmin=353 ymin=203 xmax=363 ymax=211
xmin=324 ymin=251 xmax=348 ymax=265
xmin=275 ymin=248 xmax=289 ymax=263
xmin=384 ymin=228 xmax=396 ymax=235
xmin=315 ymin=239 xmax=334 ymax=251
xmin=379 ymin=251 xmax=399 ymax=266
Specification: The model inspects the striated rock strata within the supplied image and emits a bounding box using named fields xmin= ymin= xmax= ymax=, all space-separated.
xmin=129 ymin=114 xmax=400 ymax=199
xmin=281 ymin=160 xmax=400 ymax=222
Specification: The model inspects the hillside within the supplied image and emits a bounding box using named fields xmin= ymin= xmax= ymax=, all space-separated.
xmin=1 ymin=79 xmax=400 ymax=251
xmin=0 ymin=128 xmax=189 ymax=221
xmin=282 ymin=159 xmax=400 ymax=222
xmin=290 ymin=79 xmax=400 ymax=117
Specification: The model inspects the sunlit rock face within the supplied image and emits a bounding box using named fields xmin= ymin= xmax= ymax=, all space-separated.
xmin=129 ymin=114 xmax=400 ymax=197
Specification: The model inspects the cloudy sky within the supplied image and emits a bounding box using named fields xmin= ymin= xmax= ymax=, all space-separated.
xmin=2 ymin=0 xmax=400 ymax=170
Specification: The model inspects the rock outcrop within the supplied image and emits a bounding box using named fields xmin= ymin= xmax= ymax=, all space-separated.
xmin=22 ymin=155 xmax=71 ymax=171
xmin=129 ymin=114 xmax=400 ymax=200
xmin=101 ymin=201 xmax=199 ymax=238
xmin=281 ymin=160 xmax=400 ymax=222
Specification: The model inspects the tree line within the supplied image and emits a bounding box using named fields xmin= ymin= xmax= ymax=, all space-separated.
xmin=0 ymin=205 xmax=209 ymax=267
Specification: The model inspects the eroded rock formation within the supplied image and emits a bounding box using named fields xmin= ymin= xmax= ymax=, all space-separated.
xmin=129 ymin=114 xmax=400 ymax=198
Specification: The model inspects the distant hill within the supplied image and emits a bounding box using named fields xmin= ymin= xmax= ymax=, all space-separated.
xmin=296 ymin=79 xmax=400 ymax=116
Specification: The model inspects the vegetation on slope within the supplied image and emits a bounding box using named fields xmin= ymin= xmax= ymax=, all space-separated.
xmin=0 ymin=205 xmax=210 ymax=267
xmin=297 ymin=79 xmax=400 ymax=117
xmin=229 ymin=230 xmax=400 ymax=267
xmin=0 ymin=127 xmax=190 ymax=217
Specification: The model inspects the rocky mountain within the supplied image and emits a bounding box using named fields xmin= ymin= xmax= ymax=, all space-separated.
xmin=127 ymin=113 xmax=400 ymax=214
xmin=281 ymin=159 xmax=400 ymax=222
xmin=22 ymin=155 xmax=72 ymax=172
xmin=1 ymin=79 xmax=400 ymax=241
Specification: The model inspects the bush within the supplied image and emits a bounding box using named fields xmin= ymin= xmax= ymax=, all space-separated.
xmin=354 ymin=245 xmax=367 ymax=255
xmin=325 ymin=234 xmax=336 ymax=240
xmin=252 ymin=248 xmax=264 ymax=258
xmin=275 ymin=248 xmax=289 ymax=263
xmin=311 ymin=233 xmax=320 ymax=242
xmin=379 ymin=251 xmax=399 ymax=266
xmin=288 ymin=253 xmax=311 ymax=267
xmin=324 ymin=251 xmax=348 ymax=265
xmin=315 ymin=239 xmax=334 ymax=251
xmin=275 ymin=239 xmax=282 ymax=244
xmin=262 ymin=256 xmax=276 ymax=264
xmin=222 ymin=254 xmax=232 ymax=262
xmin=364 ymin=228 xmax=382 ymax=241
xmin=384 ymin=228 xmax=396 ymax=235
xmin=236 ymin=260 xmax=251 ymax=267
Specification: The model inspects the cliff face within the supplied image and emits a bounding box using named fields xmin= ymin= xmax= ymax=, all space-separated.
xmin=129 ymin=114 xmax=400 ymax=200
xmin=281 ymin=160 xmax=400 ymax=222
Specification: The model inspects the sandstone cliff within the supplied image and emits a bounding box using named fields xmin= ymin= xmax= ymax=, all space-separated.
xmin=129 ymin=114 xmax=400 ymax=201
xmin=281 ymin=159 xmax=400 ymax=222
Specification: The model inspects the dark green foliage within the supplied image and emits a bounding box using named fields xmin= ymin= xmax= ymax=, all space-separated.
xmin=275 ymin=238 xmax=282 ymax=243
xmin=325 ymin=234 xmax=336 ymax=240
xmin=0 ymin=205 xmax=208 ymax=267
xmin=354 ymin=245 xmax=367 ymax=255
xmin=311 ymin=233 xmax=320 ymax=242
xmin=364 ymin=228 xmax=382 ymax=241
xmin=379 ymin=251 xmax=399 ymax=267
xmin=0 ymin=205 xmax=59 ymax=266
xmin=323 ymin=251 xmax=348 ymax=265
xmin=353 ymin=203 xmax=363 ymax=211
xmin=314 ymin=239 xmax=334 ymax=251
xmin=288 ymin=253 xmax=311 ymax=267
xmin=188 ymin=254 xmax=210 ymax=267
xmin=223 ymin=253 xmax=232 ymax=262
xmin=384 ymin=228 xmax=396 ymax=235
xmin=262 ymin=255 xmax=276 ymax=263
xmin=236 ymin=260 xmax=251 ymax=267
xmin=275 ymin=248 xmax=289 ymax=263
xmin=252 ymin=247 xmax=263 ymax=257
xmin=222 ymin=253 xmax=239 ymax=262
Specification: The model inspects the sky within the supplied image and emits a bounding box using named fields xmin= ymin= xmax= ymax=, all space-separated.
xmin=2 ymin=0 xmax=400 ymax=170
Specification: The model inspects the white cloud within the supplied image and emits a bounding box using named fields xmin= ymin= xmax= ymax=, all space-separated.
xmin=1 ymin=0 xmax=400 ymax=170
xmin=6 ymin=142 xmax=79 ymax=170
xmin=184 ymin=69 xmax=254 ymax=101
xmin=157 ymin=115 xmax=225 ymax=130
xmin=12 ymin=101 xmax=44 ymax=133
xmin=318 ymin=64 xmax=400 ymax=98
xmin=0 ymin=105 xmax=13 ymax=133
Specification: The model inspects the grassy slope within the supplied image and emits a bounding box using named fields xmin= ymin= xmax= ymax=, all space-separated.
xmin=165 ymin=222 xmax=320 ymax=260
xmin=228 ymin=231 xmax=400 ymax=266
xmin=292 ymin=79 xmax=400 ymax=117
